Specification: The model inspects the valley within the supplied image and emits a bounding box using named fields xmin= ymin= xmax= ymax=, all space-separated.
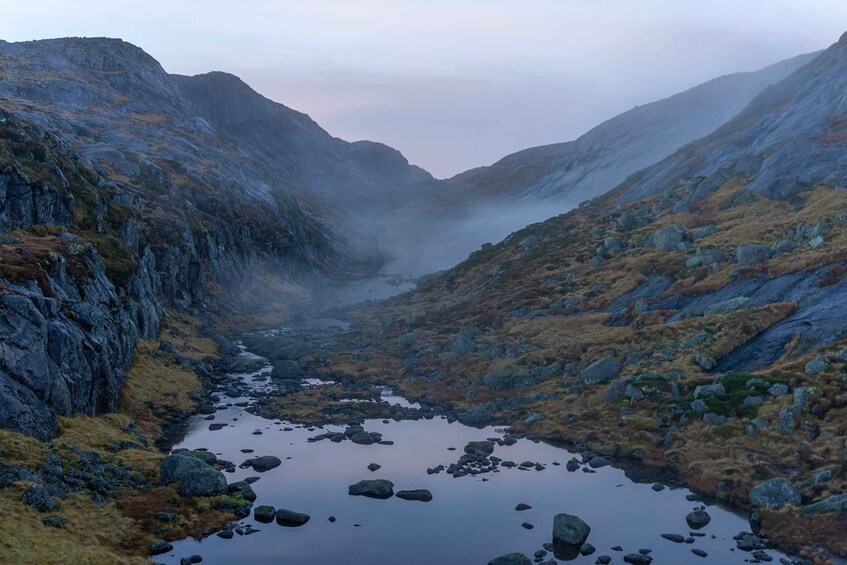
xmin=1 ymin=28 xmax=847 ymax=565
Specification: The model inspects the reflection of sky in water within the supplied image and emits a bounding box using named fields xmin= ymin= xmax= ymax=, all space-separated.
xmin=157 ymin=347 xmax=791 ymax=564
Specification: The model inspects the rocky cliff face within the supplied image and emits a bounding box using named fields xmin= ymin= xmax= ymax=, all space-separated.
xmin=621 ymin=33 xmax=847 ymax=204
xmin=0 ymin=43 xmax=379 ymax=439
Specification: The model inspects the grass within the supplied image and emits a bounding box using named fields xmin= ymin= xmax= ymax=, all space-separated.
xmin=0 ymin=311 xmax=230 ymax=563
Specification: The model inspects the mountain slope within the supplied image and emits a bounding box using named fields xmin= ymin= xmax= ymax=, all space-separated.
xmin=622 ymin=32 xmax=847 ymax=205
xmin=446 ymin=51 xmax=819 ymax=206
xmin=171 ymin=71 xmax=437 ymax=215
xmin=322 ymin=31 xmax=847 ymax=560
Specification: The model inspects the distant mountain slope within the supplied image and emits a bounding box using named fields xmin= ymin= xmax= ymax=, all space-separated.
xmin=170 ymin=71 xmax=436 ymax=214
xmin=0 ymin=37 xmax=437 ymax=270
xmin=446 ymin=51 xmax=819 ymax=206
xmin=622 ymin=32 xmax=847 ymax=205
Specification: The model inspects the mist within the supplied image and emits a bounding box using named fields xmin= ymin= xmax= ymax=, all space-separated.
xmin=375 ymin=198 xmax=580 ymax=278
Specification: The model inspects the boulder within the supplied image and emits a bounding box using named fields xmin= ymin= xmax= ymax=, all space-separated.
xmin=749 ymin=478 xmax=801 ymax=509
xmin=552 ymin=513 xmax=591 ymax=546
xmin=348 ymin=479 xmax=394 ymax=499
xmin=685 ymin=509 xmax=711 ymax=529
xmin=799 ymin=493 xmax=847 ymax=515
xmin=178 ymin=468 xmax=228 ymax=497
xmin=805 ymin=355 xmax=829 ymax=375
xmin=653 ymin=225 xmax=687 ymax=252
xmin=275 ymin=508 xmax=311 ymax=526
xmin=242 ymin=455 xmax=282 ymax=472
xmin=736 ymin=244 xmax=771 ymax=265
xmin=693 ymin=383 xmax=725 ymax=399
xmin=21 ymin=484 xmax=55 ymax=512
xmin=254 ymin=505 xmax=276 ymax=523
xmin=396 ymin=489 xmax=433 ymax=502
xmin=488 ymin=553 xmax=531 ymax=565
xmin=581 ymin=357 xmax=622 ymax=384
xmin=159 ymin=454 xmax=207 ymax=485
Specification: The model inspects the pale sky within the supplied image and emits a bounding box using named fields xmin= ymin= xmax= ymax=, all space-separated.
xmin=1 ymin=1 xmax=845 ymax=177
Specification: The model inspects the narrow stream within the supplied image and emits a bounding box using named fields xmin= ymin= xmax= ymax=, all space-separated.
xmin=157 ymin=342 xmax=791 ymax=564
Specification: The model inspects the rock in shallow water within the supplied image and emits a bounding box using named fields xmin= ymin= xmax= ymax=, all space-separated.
xmin=487 ymin=553 xmax=531 ymax=565
xmin=396 ymin=489 xmax=433 ymax=502
xmin=275 ymin=508 xmax=310 ymax=526
xmin=348 ymin=479 xmax=394 ymax=499
xmin=552 ymin=513 xmax=591 ymax=546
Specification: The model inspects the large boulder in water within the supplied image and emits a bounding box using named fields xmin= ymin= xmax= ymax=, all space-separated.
xmin=348 ymin=479 xmax=394 ymax=499
xmin=750 ymin=478 xmax=801 ymax=509
xmin=552 ymin=513 xmax=591 ymax=546
xmin=271 ymin=360 xmax=301 ymax=380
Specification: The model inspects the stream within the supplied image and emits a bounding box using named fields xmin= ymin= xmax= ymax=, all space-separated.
xmin=156 ymin=336 xmax=792 ymax=564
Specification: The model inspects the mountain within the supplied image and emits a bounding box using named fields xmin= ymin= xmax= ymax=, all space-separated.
xmin=320 ymin=32 xmax=847 ymax=559
xmin=445 ymin=52 xmax=819 ymax=206
xmin=170 ymin=71 xmax=436 ymax=215
xmin=622 ymin=31 xmax=847 ymax=204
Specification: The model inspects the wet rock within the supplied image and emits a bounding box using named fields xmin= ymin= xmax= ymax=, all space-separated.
xmin=253 ymin=505 xmax=275 ymax=523
xmin=227 ymin=481 xmax=257 ymax=502
xmin=487 ymin=553 xmax=531 ymax=565
xmin=520 ymin=522 xmax=534 ymax=529
xmin=623 ymin=554 xmax=652 ymax=564
xmin=241 ymin=455 xmax=281 ymax=472
xmin=348 ymin=479 xmax=394 ymax=499
xmin=275 ymin=508 xmax=310 ymax=527
xmin=150 ymin=540 xmax=173 ymax=555
xmin=661 ymin=533 xmax=685 ymax=543
xmin=749 ymin=478 xmax=800 ymax=509
xmin=691 ymin=548 xmax=707 ymax=557
xmin=685 ymin=509 xmax=711 ymax=529
xmin=396 ymin=489 xmax=432 ymax=502
xmin=588 ymin=456 xmax=610 ymax=469
xmin=581 ymin=357 xmax=622 ymax=384
xmin=515 ymin=503 xmax=532 ymax=511
xmin=367 ymin=463 xmax=381 ymax=472
xmin=552 ymin=513 xmax=591 ymax=546
xmin=580 ymin=543 xmax=596 ymax=556
xmin=566 ymin=458 xmax=580 ymax=472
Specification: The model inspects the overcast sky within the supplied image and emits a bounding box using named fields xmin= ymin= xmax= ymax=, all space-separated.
xmin=1 ymin=1 xmax=846 ymax=177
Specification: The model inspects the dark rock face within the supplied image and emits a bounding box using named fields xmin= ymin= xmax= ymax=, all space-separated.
xmin=0 ymin=246 xmax=136 ymax=439
xmin=622 ymin=37 xmax=847 ymax=204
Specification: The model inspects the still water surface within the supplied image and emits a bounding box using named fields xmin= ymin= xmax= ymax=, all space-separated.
xmin=157 ymin=349 xmax=789 ymax=564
